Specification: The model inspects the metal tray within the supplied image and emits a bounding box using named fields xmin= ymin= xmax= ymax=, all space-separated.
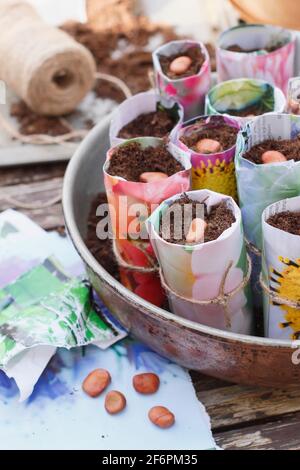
xmin=63 ymin=114 xmax=300 ymax=388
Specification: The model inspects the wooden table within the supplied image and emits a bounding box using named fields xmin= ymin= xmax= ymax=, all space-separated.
xmin=1 ymin=160 xmax=300 ymax=450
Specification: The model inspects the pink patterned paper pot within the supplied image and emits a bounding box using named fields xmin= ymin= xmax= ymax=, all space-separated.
xmin=262 ymin=196 xmax=300 ymax=339
xmin=152 ymin=40 xmax=211 ymax=120
xmin=109 ymin=90 xmax=184 ymax=147
xmin=205 ymin=78 xmax=286 ymax=125
xmin=146 ymin=189 xmax=253 ymax=334
xmin=216 ymin=24 xmax=295 ymax=94
xmin=173 ymin=114 xmax=240 ymax=199
xmin=103 ymin=137 xmax=191 ymax=307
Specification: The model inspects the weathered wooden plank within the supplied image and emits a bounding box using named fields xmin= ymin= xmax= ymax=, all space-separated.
xmin=0 ymin=162 xmax=66 ymax=187
xmin=191 ymin=371 xmax=232 ymax=391
xmin=215 ymin=411 xmax=300 ymax=450
xmin=0 ymin=176 xmax=64 ymax=230
xmin=198 ymin=384 xmax=300 ymax=430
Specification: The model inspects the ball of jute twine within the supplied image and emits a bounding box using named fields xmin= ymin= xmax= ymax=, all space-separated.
xmin=0 ymin=0 xmax=96 ymax=116
xmin=160 ymin=255 xmax=252 ymax=328
xmin=260 ymin=272 xmax=300 ymax=309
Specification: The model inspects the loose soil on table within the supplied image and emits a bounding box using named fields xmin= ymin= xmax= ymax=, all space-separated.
xmin=10 ymin=8 xmax=216 ymax=138
xmin=106 ymin=141 xmax=183 ymax=181
xmin=160 ymin=194 xmax=236 ymax=244
xmin=267 ymin=211 xmax=300 ymax=236
xmin=244 ymin=138 xmax=300 ymax=164
xmin=118 ymin=109 xmax=177 ymax=139
xmin=180 ymin=123 xmax=238 ymax=152
xmin=226 ymin=43 xmax=285 ymax=53
xmin=222 ymin=102 xmax=269 ymax=117
xmin=159 ymin=46 xmax=205 ymax=79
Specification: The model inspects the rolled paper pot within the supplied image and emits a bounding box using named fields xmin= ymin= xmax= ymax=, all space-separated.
xmin=216 ymin=24 xmax=295 ymax=94
xmin=262 ymin=196 xmax=300 ymax=339
xmin=152 ymin=40 xmax=211 ymax=120
xmin=205 ymin=78 xmax=286 ymax=125
xmin=103 ymin=137 xmax=191 ymax=307
xmin=109 ymin=90 xmax=184 ymax=147
xmin=173 ymin=114 xmax=240 ymax=199
xmin=236 ymin=113 xmax=300 ymax=251
xmin=146 ymin=189 xmax=253 ymax=334
xmin=286 ymin=77 xmax=300 ymax=115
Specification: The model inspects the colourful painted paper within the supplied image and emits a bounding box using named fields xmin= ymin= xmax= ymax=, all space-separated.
xmin=216 ymin=24 xmax=295 ymax=94
xmin=205 ymin=78 xmax=286 ymax=125
xmin=103 ymin=137 xmax=191 ymax=306
xmin=109 ymin=90 xmax=184 ymax=147
xmin=173 ymin=114 xmax=240 ymax=199
xmin=146 ymin=189 xmax=253 ymax=334
xmin=262 ymin=196 xmax=300 ymax=339
xmin=0 ymin=340 xmax=217 ymax=450
xmin=153 ymin=40 xmax=211 ymax=120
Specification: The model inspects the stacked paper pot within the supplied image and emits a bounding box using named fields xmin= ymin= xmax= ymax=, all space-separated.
xmin=109 ymin=90 xmax=184 ymax=147
xmin=172 ymin=114 xmax=240 ymax=199
xmin=235 ymin=113 xmax=300 ymax=305
xmin=262 ymin=196 xmax=300 ymax=339
xmin=205 ymin=78 xmax=286 ymax=125
xmin=216 ymin=24 xmax=295 ymax=94
xmin=152 ymin=40 xmax=211 ymax=120
xmin=103 ymin=137 xmax=191 ymax=307
xmin=146 ymin=189 xmax=253 ymax=334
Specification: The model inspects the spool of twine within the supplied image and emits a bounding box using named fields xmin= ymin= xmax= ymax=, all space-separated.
xmin=0 ymin=0 xmax=96 ymax=116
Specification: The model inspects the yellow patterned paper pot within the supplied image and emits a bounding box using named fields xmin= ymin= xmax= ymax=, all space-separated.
xmin=172 ymin=115 xmax=240 ymax=199
xmin=205 ymin=78 xmax=286 ymax=125
xmin=146 ymin=189 xmax=253 ymax=334
xmin=216 ymin=24 xmax=295 ymax=94
xmin=262 ymin=196 xmax=300 ymax=339
xmin=103 ymin=137 xmax=191 ymax=307
xmin=109 ymin=90 xmax=184 ymax=147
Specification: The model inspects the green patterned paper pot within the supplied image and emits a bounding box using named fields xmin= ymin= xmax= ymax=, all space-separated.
xmin=146 ymin=189 xmax=253 ymax=334
xmin=262 ymin=196 xmax=300 ymax=340
xmin=205 ymin=78 xmax=286 ymax=125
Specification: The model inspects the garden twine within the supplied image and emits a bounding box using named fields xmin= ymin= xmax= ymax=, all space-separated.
xmin=0 ymin=0 xmax=96 ymax=116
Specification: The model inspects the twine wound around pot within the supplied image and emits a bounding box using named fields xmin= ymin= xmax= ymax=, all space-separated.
xmin=260 ymin=272 xmax=300 ymax=309
xmin=244 ymin=237 xmax=262 ymax=257
xmin=112 ymin=239 xmax=159 ymax=274
xmin=160 ymin=254 xmax=252 ymax=329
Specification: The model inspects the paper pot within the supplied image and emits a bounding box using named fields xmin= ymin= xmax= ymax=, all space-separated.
xmin=173 ymin=114 xmax=240 ymax=199
xmin=235 ymin=113 xmax=300 ymax=251
xmin=146 ymin=189 xmax=253 ymax=334
xmin=103 ymin=137 xmax=191 ymax=307
xmin=216 ymin=24 xmax=295 ymax=94
xmin=262 ymin=196 xmax=300 ymax=339
xmin=109 ymin=90 xmax=184 ymax=147
xmin=205 ymin=78 xmax=286 ymax=125
xmin=152 ymin=40 xmax=211 ymax=120
xmin=286 ymin=77 xmax=300 ymax=114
